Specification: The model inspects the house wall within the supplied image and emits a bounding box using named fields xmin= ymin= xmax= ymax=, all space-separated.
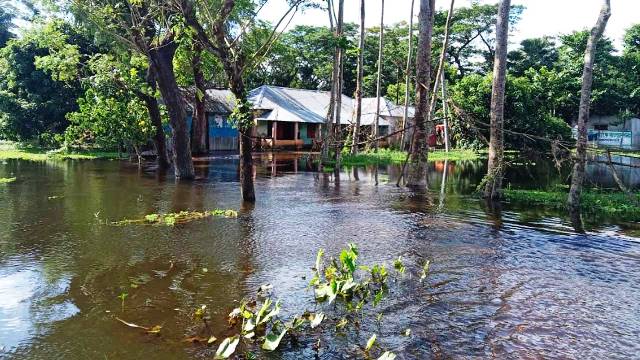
xmin=208 ymin=113 xmax=238 ymax=151
xmin=584 ymin=116 xmax=640 ymax=149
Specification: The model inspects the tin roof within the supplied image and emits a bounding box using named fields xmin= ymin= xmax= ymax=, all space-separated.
xmin=182 ymin=85 xmax=415 ymax=125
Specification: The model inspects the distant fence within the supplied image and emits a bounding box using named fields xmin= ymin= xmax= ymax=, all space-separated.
xmin=573 ymin=129 xmax=633 ymax=148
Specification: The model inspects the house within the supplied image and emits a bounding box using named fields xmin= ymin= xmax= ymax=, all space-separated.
xmin=359 ymin=97 xmax=415 ymax=147
xmin=574 ymin=115 xmax=640 ymax=149
xmin=248 ymin=85 xmax=354 ymax=149
xmin=180 ymin=85 xmax=415 ymax=151
xmin=183 ymin=88 xmax=239 ymax=151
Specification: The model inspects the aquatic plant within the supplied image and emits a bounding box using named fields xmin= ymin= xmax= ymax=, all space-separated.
xmin=112 ymin=244 xmax=425 ymax=359
xmin=0 ymin=177 xmax=16 ymax=184
xmin=504 ymin=189 xmax=640 ymax=222
xmin=117 ymin=292 xmax=128 ymax=312
xmin=111 ymin=209 xmax=238 ymax=226
xmin=324 ymin=148 xmax=480 ymax=167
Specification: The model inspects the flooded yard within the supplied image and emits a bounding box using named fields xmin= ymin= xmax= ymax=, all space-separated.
xmin=1 ymin=153 xmax=639 ymax=359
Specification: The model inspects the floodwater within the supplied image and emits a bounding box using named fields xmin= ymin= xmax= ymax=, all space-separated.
xmin=0 ymin=153 xmax=639 ymax=359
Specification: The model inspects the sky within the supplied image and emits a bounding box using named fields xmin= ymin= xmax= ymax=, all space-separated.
xmin=260 ymin=0 xmax=639 ymax=50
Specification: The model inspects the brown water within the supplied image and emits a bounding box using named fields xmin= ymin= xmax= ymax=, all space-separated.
xmin=1 ymin=153 xmax=639 ymax=359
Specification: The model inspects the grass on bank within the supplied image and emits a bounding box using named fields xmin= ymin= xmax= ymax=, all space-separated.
xmin=504 ymin=188 xmax=640 ymax=221
xmin=0 ymin=143 xmax=123 ymax=161
xmin=0 ymin=177 xmax=16 ymax=184
xmin=326 ymin=148 xmax=480 ymax=166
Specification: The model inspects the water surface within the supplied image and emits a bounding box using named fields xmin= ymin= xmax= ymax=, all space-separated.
xmin=0 ymin=153 xmax=639 ymax=359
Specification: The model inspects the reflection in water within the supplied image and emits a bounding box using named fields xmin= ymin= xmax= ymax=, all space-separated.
xmin=0 ymin=154 xmax=639 ymax=359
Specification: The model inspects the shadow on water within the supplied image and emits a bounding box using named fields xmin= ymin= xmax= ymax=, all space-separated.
xmin=0 ymin=152 xmax=639 ymax=359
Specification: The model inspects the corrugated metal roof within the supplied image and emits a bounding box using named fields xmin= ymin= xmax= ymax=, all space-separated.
xmin=248 ymin=85 xmax=353 ymax=124
xmin=182 ymin=85 xmax=416 ymax=125
xmin=247 ymin=85 xmax=414 ymax=125
xmin=182 ymin=88 xmax=236 ymax=114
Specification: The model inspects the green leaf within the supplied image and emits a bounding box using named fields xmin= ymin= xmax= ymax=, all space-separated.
xmin=315 ymin=248 xmax=324 ymax=275
xmin=262 ymin=328 xmax=287 ymax=351
xmin=420 ymin=260 xmax=430 ymax=282
xmin=256 ymin=299 xmax=281 ymax=325
xmin=214 ymin=336 xmax=239 ymax=359
xmin=309 ymin=312 xmax=325 ymax=328
xmin=378 ymin=351 xmax=396 ymax=360
xmin=365 ymin=334 xmax=376 ymax=352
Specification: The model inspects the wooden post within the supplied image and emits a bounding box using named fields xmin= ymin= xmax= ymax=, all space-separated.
xmin=294 ymin=122 xmax=300 ymax=149
xmin=272 ymin=121 xmax=278 ymax=148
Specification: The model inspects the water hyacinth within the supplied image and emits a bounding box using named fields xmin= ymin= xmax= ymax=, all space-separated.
xmin=111 ymin=209 xmax=238 ymax=226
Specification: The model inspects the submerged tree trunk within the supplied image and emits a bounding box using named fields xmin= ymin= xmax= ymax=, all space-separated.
xmin=406 ymin=0 xmax=435 ymax=187
xmin=373 ymin=0 xmax=385 ymax=152
xmin=143 ymin=63 xmax=170 ymax=169
xmin=567 ymin=0 xmax=611 ymax=213
xmin=482 ymin=0 xmax=510 ymax=199
xmin=351 ymin=0 xmax=366 ymax=155
xmin=191 ymin=41 xmax=208 ymax=155
xmin=149 ymin=35 xmax=195 ymax=179
xmin=400 ymin=0 xmax=416 ymax=151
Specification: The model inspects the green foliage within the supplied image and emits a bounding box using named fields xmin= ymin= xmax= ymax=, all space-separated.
xmin=508 ymin=37 xmax=559 ymax=76
xmin=0 ymin=20 xmax=88 ymax=143
xmin=504 ymin=189 xmax=640 ymax=222
xmin=450 ymin=73 xmax=572 ymax=150
xmin=229 ymin=98 xmax=254 ymax=132
xmin=0 ymin=177 xmax=16 ymax=184
xmin=112 ymin=209 xmax=238 ymax=226
xmin=335 ymin=149 xmax=480 ymax=166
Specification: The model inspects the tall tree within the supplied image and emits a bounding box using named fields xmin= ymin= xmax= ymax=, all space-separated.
xmin=334 ymin=0 xmax=344 ymax=161
xmin=322 ymin=0 xmax=337 ymax=162
xmin=400 ymin=0 xmax=415 ymax=150
xmin=71 ymin=0 xmax=194 ymax=178
xmin=406 ymin=0 xmax=434 ymax=187
xmin=351 ymin=0 xmax=365 ymax=155
xmin=181 ymin=0 xmax=303 ymax=201
xmin=482 ymin=0 xmax=511 ymax=200
xmin=191 ymin=40 xmax=208 ymax=155
xmin=567 ymin=0 xmax=612 ymax=215
xmin=373 ymin=0 xmax=385 ymax=151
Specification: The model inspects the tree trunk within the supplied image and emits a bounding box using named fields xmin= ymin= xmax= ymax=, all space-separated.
xmin=150 ymin=35 xmax=195 ymax=179
xmin=482 ymin=0 xmax=510 ymax=199
xmin=427 ymin=0 xmax=455 ymax=122
xmin=143 ymin=63 xmax=170 ymax=169
xmin=406 ymin=0 xmax=435 ymax=187
xmin=351 ymin=0 xmax=366 ymax=155
xmin=400 ymin=0 xmax=416 ymax=151
xmin=334 ymin=0 xmax=344 ymax=162
xmin=567 ymin=0 xmax=611 ymax=213
xmin=373 ymin=0 xmax=385 ymax=152
xmin=229 ymin=76 xmax=256 ymax=202
xmin=191 ymin=41 xmax=208 ymax=155
xmin=322 ymin=0 xmax=337 ymax=163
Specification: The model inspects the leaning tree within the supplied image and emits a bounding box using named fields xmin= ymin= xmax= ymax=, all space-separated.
xmin=567 ymin=0 xmax=612 ymax=215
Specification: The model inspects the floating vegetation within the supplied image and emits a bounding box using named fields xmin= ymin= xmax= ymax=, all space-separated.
xmin=114 ymin=245 xmax=425 ymax=358
xmin=0 ymin=177 xmax=16 ymax=184
xmin=111 ymin=209 xmax=238 ymax=226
